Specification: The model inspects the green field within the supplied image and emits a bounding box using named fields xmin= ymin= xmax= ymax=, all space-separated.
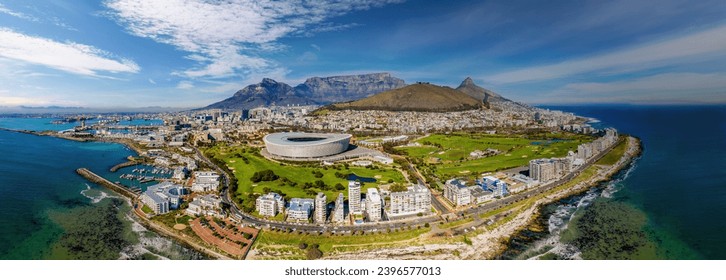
xmin=596 ymin=137 xmax=627 ymax=165
xmin=204 ymin=144 xmax=406 ymax=204
xmin=398 ymin=133 xmax=592 ymax=179
xmin=254 ymin=227 xmax=430 ymax=253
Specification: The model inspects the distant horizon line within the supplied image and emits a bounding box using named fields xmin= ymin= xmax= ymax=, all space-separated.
xmin=1 ymin=102 xmax=724 ymax=115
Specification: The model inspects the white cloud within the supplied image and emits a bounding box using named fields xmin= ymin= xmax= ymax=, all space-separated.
xmin=148 ymin=78 xmax=156 ymax=84
xmin=176 ymin=81 xmax=194 ymax=89
xmin=104 ymin=0 xmax=402 ymax=78
xmin=0 ymin=88 xmax=80 ymax=106
xmin=488 ymin=25 xmax=726 ymax=84
xmin=540 ymin=72 xmax=726 ymax=104
xmin=0 ymin=28 xmax=140 ymax=77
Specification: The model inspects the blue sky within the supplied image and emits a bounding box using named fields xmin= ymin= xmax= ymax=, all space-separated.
xmin=1 ymin=0 xmax=725 ymax=108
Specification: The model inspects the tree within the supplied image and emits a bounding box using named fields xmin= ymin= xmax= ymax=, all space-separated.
xmin=250 ymin=170 xmax=279 ymax=183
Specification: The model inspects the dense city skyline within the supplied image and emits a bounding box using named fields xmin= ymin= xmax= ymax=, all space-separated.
xmin=1 ymin=0 xmax=726 ymax=108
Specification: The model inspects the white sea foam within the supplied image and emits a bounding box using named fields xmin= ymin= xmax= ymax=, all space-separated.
xmin=80 ymin=184 xmax=119 ymax=203
xmin=601 ymin=158 xmax=638 ymax=198
xmin=523 ymin=156 xmax=642 ymax=259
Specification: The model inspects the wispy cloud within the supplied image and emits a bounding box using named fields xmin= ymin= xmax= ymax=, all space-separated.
xmin=537 ymin=72 xmax=726 ymax=104
xmin=487 ymin=25 xmax=726 ymax=84
xmin=104 ymin=0 xmax=403 ymax=79
xmin=0 ymin=28 xmax=140 ymax=77
xmin=176 ymin=81 xmax=194 ymax=90
xmin=0 ymin=3 xmax=39 ymax=22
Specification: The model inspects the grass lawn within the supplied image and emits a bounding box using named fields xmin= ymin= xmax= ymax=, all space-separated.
xmin=398 ymin=133 xmax=592 ymax=179
xmin=596 ymin=136 xmax=627 ymax=165
xmin=204 ymin=144 xmax=406 ymax=203
xmin=254 ymin=227 xmax=430 ymax=252
xmin=141 ymin=205 xmax=154 ymax=214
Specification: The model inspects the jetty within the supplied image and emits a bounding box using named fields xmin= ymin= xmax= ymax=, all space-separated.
xmin=76 ymin=168 xmax=139 ymax=199
xmin=109 ymin=160 xmax=139 ymax=172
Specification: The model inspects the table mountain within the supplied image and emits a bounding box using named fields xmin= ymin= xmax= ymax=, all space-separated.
xmin=202 ymin=73 xmax=406 ymax=110
xmin=295 ymin=73 xmax=406 ymax=103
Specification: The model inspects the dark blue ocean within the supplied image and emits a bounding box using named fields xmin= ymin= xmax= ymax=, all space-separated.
xmin=500 ymin=105 xmax=726 ymax=259
xmin=0 ymin=118 xmax=200 ymax=259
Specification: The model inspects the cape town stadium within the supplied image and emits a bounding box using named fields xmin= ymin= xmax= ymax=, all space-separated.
xmin=263 ymin=132 xmax=352 ymax=159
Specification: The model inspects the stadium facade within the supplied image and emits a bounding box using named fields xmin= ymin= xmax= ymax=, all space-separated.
xmin=263 ymin=132 xmax=352 ymax=159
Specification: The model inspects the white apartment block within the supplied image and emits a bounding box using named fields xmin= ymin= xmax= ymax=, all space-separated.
xmin=332 ymin=193 xmax=345 ymax=223
xmin=348 ymin=181 xmax=362 ymax=213
xmin=314 ymin=192 xmax=327 ymax=224
xmin=365 ymin=188 xmax=382 ymax=222
xmin=287 ymin=198 xmax=315 ymax=221
xmin=186 ymin=194 xmax=223 ymax=217
xmin=388 ymin=184 xmax=431 ymax=217
xmin=191 ymin=171 xmax=220 ymax=192
xmin=256 ymin=192 xmax=285 ymax=217
xmin=444 ymin=179 xmax=471 ymax=206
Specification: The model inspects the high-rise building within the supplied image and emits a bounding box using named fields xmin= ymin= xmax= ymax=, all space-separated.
xmin=256 ymin=192 xmax=285 ymax=217
xmin=389 ymin=184 xmax=431 ymax=217
xmin=348 ymin=181 xmax=362 ymax=213
xmin=444 ymin=179 xmax=471 ymax=206
xmin=365 ymin=188 xmax=382 ymax=222
xmin=314 ymin=192 xmax=327 ymax=224
xmin=529 ymin=158 xmax=571 ymax=182
xmin=332 ymin=193 xmax=345 ymax=223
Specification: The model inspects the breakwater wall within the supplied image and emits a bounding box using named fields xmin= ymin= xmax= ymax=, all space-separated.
xmin=110 ymin=159 xmax=138 ymax=172
xmin=76 ymin=168 xmax=138 ymax=199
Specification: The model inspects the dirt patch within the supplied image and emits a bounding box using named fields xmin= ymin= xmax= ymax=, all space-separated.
xmin=173 ymin=224 xmax=187 ymax=230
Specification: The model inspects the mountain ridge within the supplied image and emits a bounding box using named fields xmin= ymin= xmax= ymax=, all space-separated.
xmin=202 ymin=73 xmax=406 ymax=110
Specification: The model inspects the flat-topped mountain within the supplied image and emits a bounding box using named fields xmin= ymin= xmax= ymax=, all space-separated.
xmin=295 ymin=73 xmax=406 ymax=103
xmin=203 ymin=78 xmax=313 ymax=110
xmin=328 ymin=83 xmax=483 ymax=112
xmin=201 ymin=73 xmax=406 ymax=110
